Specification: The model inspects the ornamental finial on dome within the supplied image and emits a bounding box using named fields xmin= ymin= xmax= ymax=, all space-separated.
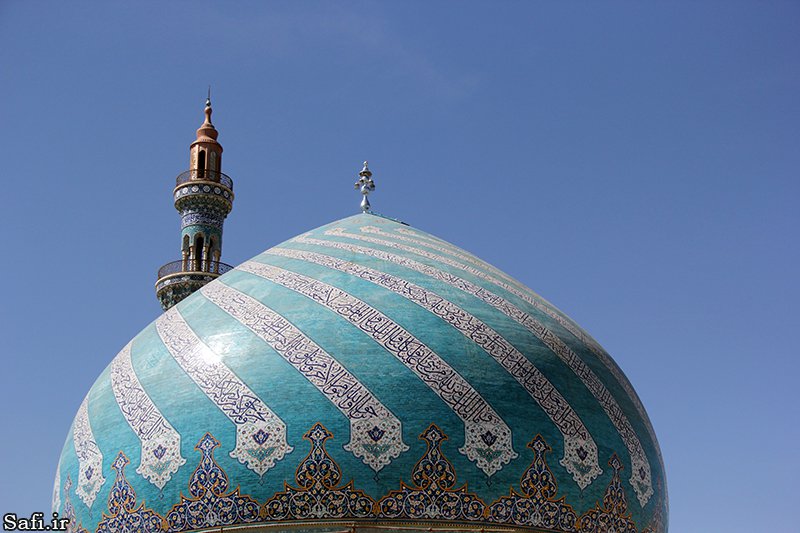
xmin=354 ymin=161 xmax=375 ymax=213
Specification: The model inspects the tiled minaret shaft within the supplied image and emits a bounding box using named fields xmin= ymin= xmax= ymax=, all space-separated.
xmin=155 ymin=98 xmax=234 ymax=310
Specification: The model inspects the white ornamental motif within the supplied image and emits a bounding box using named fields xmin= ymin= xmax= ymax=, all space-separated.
xmin=155 ymin=308 xmax=293 ymax=476
xmin=200 ymin=282 xmax=409 ymax=472
xmin=110 ymin=342 xmax=185 ymax=489
xmin=73 ymin=396 xmax=106 ymax=508
xmin=238 ymin=261 xmax=518 ymax=477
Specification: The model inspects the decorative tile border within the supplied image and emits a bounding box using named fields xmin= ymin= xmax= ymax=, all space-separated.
xmin=578 ymin=454 xmax=638 ymax=533
xmin=63 ymin=424 xmax=658 ymax=532
xmin=62 ymin=476 xmax=89 ymax=533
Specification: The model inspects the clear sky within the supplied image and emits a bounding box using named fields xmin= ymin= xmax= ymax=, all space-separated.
xmin=1 ymin=2 xmax=798 ymax=531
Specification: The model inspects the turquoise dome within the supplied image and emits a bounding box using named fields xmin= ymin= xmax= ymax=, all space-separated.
xmin=54 ymin=213 xmax=667 ymax=533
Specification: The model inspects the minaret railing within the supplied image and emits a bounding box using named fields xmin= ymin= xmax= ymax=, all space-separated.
xmin=176 ymin=169 xmax=234 ymax=190
xmin=157 ymin=259 xmax=234 ymax=280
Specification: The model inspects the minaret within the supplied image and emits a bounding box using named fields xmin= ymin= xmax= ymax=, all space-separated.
xmin=155 ymin=97 xmax=235 ymax=310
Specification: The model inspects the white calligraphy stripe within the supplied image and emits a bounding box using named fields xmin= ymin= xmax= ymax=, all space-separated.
xmin=155 ymin=308 xmax=293 ymax=476
xmin=52 ymin=457 xmax=61 ymax=513
xmin=294 ymin=232 xmax=654 ymax=506
xmin=267 ymin=247 xmax=601 ymax=488
xmin=387 ymin=226 xmax=544 ymax=300
xmin=73 ymin=396 xmax=106 ymax=508
xmin=200 ymin=282 xmax=408 ymax=472
xmin=237 ymin=261 xmax=518 ymax=477
xmin=345 ymin=227 xmax=662 ymax=482
xmin=363 ymin=225 xmax=664 ymax=474
xmin=110 ymin=342 xmax=186 ymax=489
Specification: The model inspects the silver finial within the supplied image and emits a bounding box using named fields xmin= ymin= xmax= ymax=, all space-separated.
xmin=354 ymin=160 xmax=375 ymax=212
xmin=206 ymin=86 xmax=211 ymax=107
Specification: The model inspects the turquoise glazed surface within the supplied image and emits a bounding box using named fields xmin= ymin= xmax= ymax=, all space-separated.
xmin=55 ymin=214 xmax=667 ymax=533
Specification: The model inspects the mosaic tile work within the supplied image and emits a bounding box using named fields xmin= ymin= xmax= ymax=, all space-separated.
xmin=296 ymin=230 xmax=653 ymax=506
xmin=60 ymin=423 xmax=659 ymax=532
xmin=262 ymin=423 xmax=376 ymax=520
xmin=154 ymin=307 xmax=293 ymax=476
xmin=578 ymin=455 xmax=638 ymax=533
xmin=377 ymin=424 xmax=487 ymax=522
xmin=488 ymin=435 xmax=579 ymax=531
xmin=110 ymin=342 xmax=185 ymax=489
xmin=200 ymin=282 xmax=409 ymax=472
xmin=266 ymin=247 xmax=601 ymax=488
xmin=95 ymin=453 xmax=164 ymax=533
xmin=165 ymin=434 xmax=261 ymax=532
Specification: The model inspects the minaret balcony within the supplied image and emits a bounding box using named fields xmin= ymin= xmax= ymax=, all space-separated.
xmin=155 ymin=259 xmax=234 ymax=295
xmin=173 ymin=170 xmax=234 ymax=211
xmin=176 ymin=169 xmax=234 ymax=190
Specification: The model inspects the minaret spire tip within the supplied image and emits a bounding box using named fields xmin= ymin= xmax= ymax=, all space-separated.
xmin=201 ymin=87 xmax=214 ymax=127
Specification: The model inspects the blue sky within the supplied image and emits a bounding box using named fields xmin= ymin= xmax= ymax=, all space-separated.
xmin=1 ymin=2 xmax=798 ymax=531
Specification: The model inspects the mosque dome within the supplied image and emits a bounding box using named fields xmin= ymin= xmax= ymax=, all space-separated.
xmin=53 ymin=212 xmax=667 ymax=533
